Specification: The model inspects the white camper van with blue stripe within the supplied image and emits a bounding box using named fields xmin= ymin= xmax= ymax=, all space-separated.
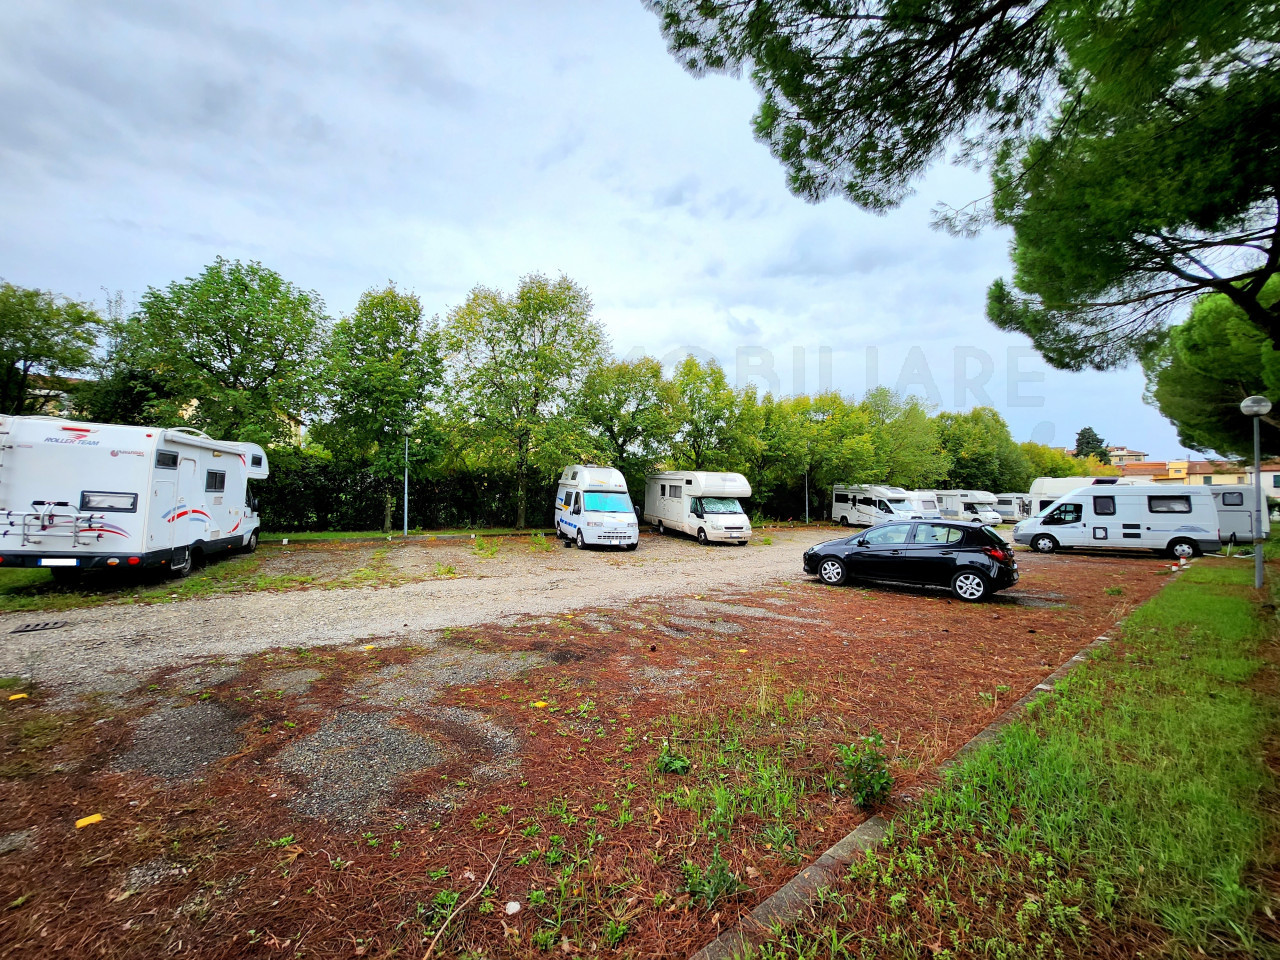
xmin=554 ymin=465 xmax=639 ymax=550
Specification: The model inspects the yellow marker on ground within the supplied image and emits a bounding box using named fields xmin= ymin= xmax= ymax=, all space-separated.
xmin=8 ymin=693 xmax=28 ymax=701
xmin=75 ymin=814 xmax=103 ymax=829
xmin=533 ymin=701 xmax=548 ymax=708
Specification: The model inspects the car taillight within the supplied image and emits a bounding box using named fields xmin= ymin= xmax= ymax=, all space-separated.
xmin=983 ymin=545 xmax=1012 ymax=563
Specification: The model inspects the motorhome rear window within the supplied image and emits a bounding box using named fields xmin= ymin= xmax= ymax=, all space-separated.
xmin=251 ymin=454 xmax=263 ymax=468
xmin=1093 ymin=496 xmax=1116 ymax=516
xmin=206 ymin=470 xmax=226 ymax=493
xmin=834 ymin=492 xmax=849 ymax=504
xmin=1149 ymin=495 xmax=1191 ymax=514
xmin=80 ymin=491 xmax=137 ymax=513
xmin=1222 ymin=491 xmax=1245 ymax=506
xmin=156 ymin=451 xmax=179 ymax=470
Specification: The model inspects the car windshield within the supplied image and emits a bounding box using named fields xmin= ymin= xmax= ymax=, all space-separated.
xmin=964 ymin=502 xmax=995 ymax=513
xmin=582 ymin=492 xmax=633 ymax=513
xmin=701 ymin=497 xmax=743 ymax=515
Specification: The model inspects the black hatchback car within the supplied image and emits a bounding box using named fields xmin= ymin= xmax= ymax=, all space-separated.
xmin=803 ymin=520 xmax=1018 ymax=601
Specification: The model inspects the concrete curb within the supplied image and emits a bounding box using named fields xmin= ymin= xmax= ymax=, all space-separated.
xmin=685 ymin=564 xmax=1194 ymax=960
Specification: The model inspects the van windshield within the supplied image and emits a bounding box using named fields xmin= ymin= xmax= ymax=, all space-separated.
xmin=583 ymin=492 xmax=633 ymax=514
xmin=887 ymin=499 xmax=911 ymax=509
xmin=701 ymin=497 xmax=743 ymax=515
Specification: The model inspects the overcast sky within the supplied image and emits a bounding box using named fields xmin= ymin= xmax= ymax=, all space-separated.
xmin=0 ymin=0 xmax=1196 ymax=458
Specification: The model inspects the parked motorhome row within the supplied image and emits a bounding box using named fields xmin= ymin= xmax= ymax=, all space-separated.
xmin=831 ymin=485 xmax=937 ymax=526
xmin=0 ymin=415 xmax=268 ymax=577
xmin=925 ymin=490 xmax=1002 ymax=525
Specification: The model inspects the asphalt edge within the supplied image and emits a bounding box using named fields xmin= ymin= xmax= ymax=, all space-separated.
xmin=687 ymin=565 xmax=1186 ymax=960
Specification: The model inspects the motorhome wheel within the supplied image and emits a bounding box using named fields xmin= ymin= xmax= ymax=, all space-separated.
xmin=246 ymin=530 xmax=259 ymax=553
xmin=576 ymin=530 xmax=586 ymax=549
xmin=697 ymin=528 xmax=709 ymax=545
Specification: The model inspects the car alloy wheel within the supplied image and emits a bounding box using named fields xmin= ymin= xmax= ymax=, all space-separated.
xmin=818 ymin=558 xmax=845 ymax=585
xmin=1031 ymin=534 xmax=1057 ymax=554
xmin=952 ymin=570 xmax=988 ymax=601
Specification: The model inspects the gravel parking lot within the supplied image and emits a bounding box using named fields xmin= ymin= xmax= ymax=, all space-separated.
xmin=0 ymin=530 xmax=819 ymax=698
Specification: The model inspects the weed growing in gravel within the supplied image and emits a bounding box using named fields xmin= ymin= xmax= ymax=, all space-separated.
xmin=528 ymin=533 xmax=555 ymax=552
xmin=655 ymin=746 xmax=691 ymax=775
xmin=433 ymin=562 xmax=458 ymax=578
xmin=472 ymin=536 xmax=499 ymax=558
xmin=1105 ymin=585 xmax=1124 ymax=596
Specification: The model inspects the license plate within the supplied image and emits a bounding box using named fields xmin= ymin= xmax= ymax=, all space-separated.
xmin=39 ymin=558 xmax=78 ymax=567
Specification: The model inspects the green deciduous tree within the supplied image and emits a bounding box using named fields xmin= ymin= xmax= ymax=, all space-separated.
xmin=669 ymin=356 xmax=742 ymax=470
xmin=120 ymin=257 xmax=327 ymax=444
xmin=937 ymin=407 xmax=1033 ymax=492
xmin=578 ymin=357 xmax=677 ymax=493
xmin=442 ymin=273 xmax=608 ymax=528
xmin=1142 ymin=278 xmax=1280 ymax=458
xmin=312 ymin=284 xmax=444 ymax=531
xmin=1020 ymin=441 xmax=1086 ymax=479
xmin=0 ymin=282 xmax=100 ymax=415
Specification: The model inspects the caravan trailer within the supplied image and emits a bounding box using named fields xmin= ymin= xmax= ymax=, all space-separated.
xmin=995 ymin=493 xmax=1032 ymax=521
xmin=553 ymin=465 xmax=640 ymax=550
xmin=0 ymin=415 xmax=268 ymax=577
xmin=830 ymin=485 xmax=924 ymax=526
xmin=644 ymin=471 xmax=752 ymax=545
xmin=1013 ymin=483 xmax=1220 ymax=558
xmin=924 ymin=490 xmax=1002 ymax=525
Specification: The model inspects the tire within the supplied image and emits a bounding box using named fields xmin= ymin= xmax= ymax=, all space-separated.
xmin=626 ymin=542 xmax=638 ymax=551
xmin=838 ymin=516 xmax=849 ymax=527
xmin=738 ymin=540 xmax=748 ymax=546
xmin=697 ymin=528 xmax=709 ymax=546
xmin=1168 ymin=537 xmax=1199 ymax=560
xmin=576 ymin=530 xmax=586 ymax=549
xmin=169 ymin=550 xmax=193 ymax=579
xmin=1031 ymin=534 xmax=1058 ymax=554
xmin=817 ymin=557 xmax=846 ymax=586
xmin=656 ymin=520 xmax=665 ymax=535
xmin=245 ymin=529 xmax=259 ymax=553
xmin=951 ymin=569 xmax=990 ymax=602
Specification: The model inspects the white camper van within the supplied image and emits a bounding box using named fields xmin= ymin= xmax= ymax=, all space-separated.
xmin=925 ymin=490 xmax=1002 ymax=525
xmin=1028 ymin=476 xmax=1127 ymax=513
xmin=1210 ymin=486 xmax=1272 ymax=543
xmin=831 ymin=485 xmax=923 ymax=526
xmin=553 ymin=465 xmax=639 ymax=549
xmin=644 ymin=471 xmax=752 ymax=545
xmin=1013 ymin=483 xmax=1220 ymax=558
xmin=0 ymin=415 xmax=268 ymax=577
xmin=905 ymin=491 xmax=943 ymax=520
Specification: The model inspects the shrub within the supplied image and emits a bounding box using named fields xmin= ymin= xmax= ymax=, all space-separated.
xmin=837 ymin=731 xmax=893 ymax=807
xmin=681 ymin=845 xmax=747 ymax=906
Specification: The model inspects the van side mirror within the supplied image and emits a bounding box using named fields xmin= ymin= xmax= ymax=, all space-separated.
xmin=572 ymin=504 xmax=582 ymax=516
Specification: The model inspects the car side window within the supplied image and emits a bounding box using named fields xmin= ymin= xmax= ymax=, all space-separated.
xmin=912 ymin=524 xmax=961 ymax=545
xmin=863 ymin=524 xmax=911 ymax=545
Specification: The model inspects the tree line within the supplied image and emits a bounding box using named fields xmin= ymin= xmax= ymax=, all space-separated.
xmin=2 ymin=260 xmax=1116 ymax=530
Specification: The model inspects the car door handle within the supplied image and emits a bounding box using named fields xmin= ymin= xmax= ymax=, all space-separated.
xmin=940 ymin=550 xmax=955 ymax=555
xmin=889 ymin=549 xmax=900 ymax=555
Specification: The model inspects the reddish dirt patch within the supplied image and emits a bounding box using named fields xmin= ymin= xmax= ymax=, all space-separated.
xmin=0 ymin=551 xmax=1172 ymax=959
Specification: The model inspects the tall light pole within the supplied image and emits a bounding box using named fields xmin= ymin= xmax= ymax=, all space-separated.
xmin=403 ymin=426 xmax=411 ymax=539
xmin=1240 ymin=395 xmax=1271 ymax=589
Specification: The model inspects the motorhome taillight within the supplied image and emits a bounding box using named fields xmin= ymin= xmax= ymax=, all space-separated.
xmin=127 ymin=557 xmax=140 ymax=566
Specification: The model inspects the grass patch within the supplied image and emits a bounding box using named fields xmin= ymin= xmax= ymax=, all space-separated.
xmin=746 ymin=561 xmax=1274 ymax=958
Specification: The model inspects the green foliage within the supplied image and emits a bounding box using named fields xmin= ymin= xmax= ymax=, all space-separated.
xmin=442 ymin=273 xmax=609 ymax=527
xmin=1073 ymin=426 xmax=1109 ymax=463
xmin=578 ymin=357 xmax=676 ymax=491
xmin=937 ymin=407 xmax=1033 ymax=492
xmin=120 ymin=257 xmax=327 ymax=444
xmin=681 ymin=845 xmax=747 ymax=907
xmin=669 ymin=356 xmax=741 ymax=470
xmin=0 ymin=282 xmax=99 ymax=416
xmin=835 ymin=732 xmax=893 ymax=808
xmin=1142 ymin=277 xmax=1280 ymax=458
xmin=654 ymin=746 xmax=691 ymax=775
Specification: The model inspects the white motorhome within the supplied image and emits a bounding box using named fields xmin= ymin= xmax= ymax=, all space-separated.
xmin=904 ymin=490 xmax=943 ymax=520
xmin=1210 ymin=486 xmax=1272 ymax=543
xmin=925 ymin=490 xmax=1003 ymax=525
xmin=0 ymin=415 xmax=268 ymax=578
xmin=831 ymin=484 xmax=924 ymax=526
xmin=995 ymin=493 xmax=1033 ymax=521
xmin=553 ymin=465 xmax=639 ymax=550
xmin=644 ymin=471 xmax=752 ymax=545
xmin=1028 ymin=476 xmax=1127 ymax=513
xmin=1013 ymin=483 xmax=1220 ymax=558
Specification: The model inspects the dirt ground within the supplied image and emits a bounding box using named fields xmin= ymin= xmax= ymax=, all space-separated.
xmin=0 ymin=534 xmax=1183 ymax=959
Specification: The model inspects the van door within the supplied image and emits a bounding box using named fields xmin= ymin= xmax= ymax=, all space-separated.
xmin=1040 ymin=501 xmax=1086 ymax=545
xmin=1087 ymin=493 xmax=1118 ymax=546
xmin=147 ymin=478 xmax=178 ymax=556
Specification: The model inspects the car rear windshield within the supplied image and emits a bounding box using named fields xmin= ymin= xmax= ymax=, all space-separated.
xmin=971 ymin=525 xmax=1010 ymax=547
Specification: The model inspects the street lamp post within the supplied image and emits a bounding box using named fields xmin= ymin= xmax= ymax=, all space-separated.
xmin=403 ymin=427 xmax=411 ymax=539
xmin=1240 ymin=396 xmax=1271 ymax=589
